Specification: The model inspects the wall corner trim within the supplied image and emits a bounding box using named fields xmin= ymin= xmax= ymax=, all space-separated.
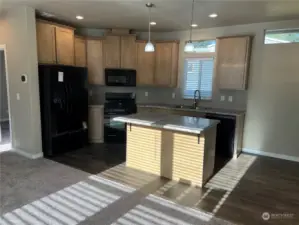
xmin=242 ymin=148 xmax=299 ymax=163
xmin=12 ymin=148 xmax=43 ymax=159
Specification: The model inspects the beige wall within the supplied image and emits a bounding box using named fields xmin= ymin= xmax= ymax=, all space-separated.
xmin=243 ymin=43 xmax=299 ymax=159
xmin=0 ymin=6 xmax=42 ymax=157
xmin=0 ymin=50 xmax=9 ymax=121
xmin=139 ymin=19 xmax=299 ymax=159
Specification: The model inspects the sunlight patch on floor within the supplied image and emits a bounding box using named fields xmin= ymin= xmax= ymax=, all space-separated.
xmin=0 ymin=143 xmax=11 ymax=153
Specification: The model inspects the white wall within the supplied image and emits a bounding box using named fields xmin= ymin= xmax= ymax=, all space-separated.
xmin=0 ymin=50 xmax=9 ymax=121
xmin=0 ymin=6 xmax=42 ymax=157
xmin=139 ymin=19 xmax=299 ymax=159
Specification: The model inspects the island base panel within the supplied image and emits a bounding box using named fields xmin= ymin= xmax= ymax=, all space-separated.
xmin=126 ymin=125 xmax=216 ymax=187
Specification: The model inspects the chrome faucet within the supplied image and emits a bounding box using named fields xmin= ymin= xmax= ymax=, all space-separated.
xmin=193 ymin=90 xmax=200 ymax=109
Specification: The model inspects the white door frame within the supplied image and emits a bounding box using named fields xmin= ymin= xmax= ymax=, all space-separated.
xmin=0 ymin=44 xmax=12 ymax=146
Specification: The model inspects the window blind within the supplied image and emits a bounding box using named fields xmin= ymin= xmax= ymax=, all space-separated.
xmin=183 ymin=58 xmax=214 ymax=99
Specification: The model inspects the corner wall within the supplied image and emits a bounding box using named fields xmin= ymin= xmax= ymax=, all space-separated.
xmin=0 ymin=6 xmax=42 ymax=157
xmin=0 ymin=50 xmax=9 ymax=121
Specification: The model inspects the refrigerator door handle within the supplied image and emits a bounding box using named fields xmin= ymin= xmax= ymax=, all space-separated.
xmin=68 ymin=84 xmax=73 ymax=113
xmin=64 ymin=84 xmax=69 ymax=114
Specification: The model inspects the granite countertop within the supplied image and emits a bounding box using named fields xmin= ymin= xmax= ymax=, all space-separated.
xmin=113 ymin=113 xmax=220 ymax=134
xmin=137 ymin=104 xmax=245 ymax=116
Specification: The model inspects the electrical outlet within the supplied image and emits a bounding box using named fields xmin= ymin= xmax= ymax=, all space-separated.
xmin=145 ymin=92 xmax=148 ymax=97
xmin=228 ymin=96 xmax=233 ymax=102
xmin=16 ymin=93 xmax=20 ymax=100
xmin=221 ymin=96 xmax=225 ymax=101
xmin=172 ymin=92 xmax=176 ymax=99
xmin=89 ymin=90 xmax=93 ymax=96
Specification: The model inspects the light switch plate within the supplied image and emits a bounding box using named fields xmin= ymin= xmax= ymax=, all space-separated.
xmin=228 ymin=96 xmax=233 ymax=102
xmin=145 ymin=92 xmax=149 ymax=97
xmin=89 ymin=90 xmax=93 ymax=96
xmin=221 ymin=96 xmax=225 ymax=101
xmin=16 ymin=93 xmax=20 ymax=100
xmin=172 ymin=92 xmax=176 ymax=99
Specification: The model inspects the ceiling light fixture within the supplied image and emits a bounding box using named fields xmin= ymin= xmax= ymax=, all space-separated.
xmin=185 ymin=0 xmax=195 ymax=52
xmin=209 ymin=13 xmax=218 ymax=18
xmin=76 ymin=15 xmax=84 ymax=20
xmin=145 ymin=3 xmax=155 ymax=52
xmin=150 ymin=21 xmax=156 ymax=25
xmin=191 ymin=24 xmax=198 ymax=27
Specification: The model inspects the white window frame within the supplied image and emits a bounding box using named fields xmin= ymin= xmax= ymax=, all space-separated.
xmin=264 ymin=29 xmax=299 ymax=44
xmin=182 ymin=48 xmax=216 ymax=100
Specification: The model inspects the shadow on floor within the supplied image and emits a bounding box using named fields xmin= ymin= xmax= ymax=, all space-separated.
xmin=49 ymin=144 xmax=126 ymax=174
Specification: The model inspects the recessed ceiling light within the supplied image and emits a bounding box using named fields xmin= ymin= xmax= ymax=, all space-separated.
xmin=209 ymin=13 xmax=218 ymax=18
xmin=191 ymin=24 xmax=198 ymax=27
xmin=76 ymin=15 xmax=84 ymax=20
xmin=150 ymin=21 xmax=156 ymax=25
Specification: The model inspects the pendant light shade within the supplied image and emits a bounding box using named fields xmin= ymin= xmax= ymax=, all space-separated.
xmin=184 ymin=41 xmax=194 ymax=52
xmin=145 ymin=3 xmax=155 ymax=52
xmin=184 ymin=0 xmax=195 ymax=52
xmin=145 ymin=42 xmax=155 ymax=52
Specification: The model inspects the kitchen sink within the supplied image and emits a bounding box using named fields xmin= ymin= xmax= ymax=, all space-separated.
xmin=174 ymin=105 xmax=214 ymax=111
xmin=174 ymin=105 xmax=196 ymax=109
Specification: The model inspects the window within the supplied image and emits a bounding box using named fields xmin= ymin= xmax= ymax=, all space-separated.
xmin=183 ymin=57 xmax=214 ymax=100
xmin=188 ymin=40 xmax=216 ymax=53
xmin=183 ymin=39 xmax=215 ymax=100
xmin=264 ymin=29 xmax=299 ymax=44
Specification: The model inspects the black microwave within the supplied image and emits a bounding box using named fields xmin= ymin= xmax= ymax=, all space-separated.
xmin=105 ymin=69 xmax=136 ymax=87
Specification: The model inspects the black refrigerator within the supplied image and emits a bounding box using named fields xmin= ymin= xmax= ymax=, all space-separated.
xmin=39 ymin=65 xmax=88 ymax=157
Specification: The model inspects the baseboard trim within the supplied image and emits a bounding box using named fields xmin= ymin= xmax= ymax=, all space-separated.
xmin=242 ymin=148 xmax=299 ymax=163
xmin=12 ymin=148 xmax=43 ymax=159
xmin=0 ymin=118 xmax=9 ymax=122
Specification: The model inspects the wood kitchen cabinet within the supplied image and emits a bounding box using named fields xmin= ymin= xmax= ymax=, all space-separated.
xmin=103 ymin=35 xmax=121 ymax=68
xmin=36 ymin=20 xmax=75 ymax=66
xmin=121 ymin=36 xmax=136 ymax=69
xmin=36 ymin=21 xmax=56 ymax=64
xmin=216 ymin=36 xmax=252 ymax=90
xmin=74 ymin=36 xmax=87 ymax=67
xmin=136 ymin=41 xmax=155 ymax=85
xmin=55 ymin=26 xmax=75 ymax=65
xmin=86 ymin=38 xmax=104 ymax=85
xmin=154 ymin=41 xmax=179 ymax=87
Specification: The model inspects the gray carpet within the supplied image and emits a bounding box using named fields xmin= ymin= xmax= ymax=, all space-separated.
xmin=0 ymin=152 xmax=234 ymax=225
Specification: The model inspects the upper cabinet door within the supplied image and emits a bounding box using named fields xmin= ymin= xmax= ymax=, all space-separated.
xmin=55 ymin=26 xmax=75 ymax=66
xmin=74 ymin=36 xmax=87 ymax=67
xmin=86 ymin=39 xmax=104 ymax=85
xmin=103 ymin=35 xmax=121 ymax=68
xmin=120 ymin=36 xmax=136 ymax=69
xmin=216 ymin=36 xmax=251 ymax=90
xmin=154 ymin=42 xmax=179 ymax=87
xmin=136 ymin=42 xmax=155 ymax=85
xmin=36 ymin=21 xmax=56 ymax=64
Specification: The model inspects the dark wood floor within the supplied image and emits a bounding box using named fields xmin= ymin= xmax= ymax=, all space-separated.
xmin=99 ymin=154 xmax=299 ymax=225
xmin=50 ymin=144 xmax=299 ymax=225
xmin=50 ymin=144 xmax=126 ymax=174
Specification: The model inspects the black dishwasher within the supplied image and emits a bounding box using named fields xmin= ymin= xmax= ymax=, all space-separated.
xmin=206 ymin=113 xmax=236 ymax=172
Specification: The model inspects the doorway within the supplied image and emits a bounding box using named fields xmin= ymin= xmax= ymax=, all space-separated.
xmin=0 ymin=46 xmax=11 ymax=152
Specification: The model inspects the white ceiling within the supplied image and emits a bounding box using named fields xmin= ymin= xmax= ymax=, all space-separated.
xmin=1 ymin=0 xmax=299 ymax=31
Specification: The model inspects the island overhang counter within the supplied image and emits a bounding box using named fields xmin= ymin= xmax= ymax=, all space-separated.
xmin=113 ymin=113 xmax=220 ymax=187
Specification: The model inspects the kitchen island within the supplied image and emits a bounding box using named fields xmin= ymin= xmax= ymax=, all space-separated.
xmin=113 ymin=113 xmax=219 ymax=187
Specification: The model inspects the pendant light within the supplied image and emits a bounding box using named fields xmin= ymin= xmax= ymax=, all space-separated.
xmin=184 ymin=0 xmax=195 ymax=52
xmin=145 ymin=3 xmax=155 ymax=52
